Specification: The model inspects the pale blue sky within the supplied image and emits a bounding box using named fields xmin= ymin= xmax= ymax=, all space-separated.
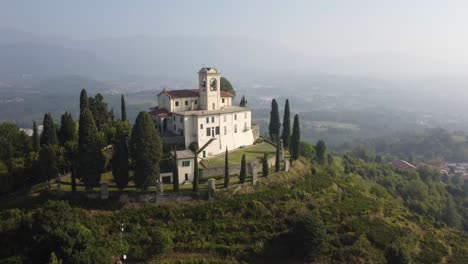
xmin=1 ymin=0 xmax=468 ymax=61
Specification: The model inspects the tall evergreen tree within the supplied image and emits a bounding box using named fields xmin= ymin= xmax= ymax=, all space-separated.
xmin=112 ymin=125 xmax=129 ymax=190
xmin=269 ymin=99 xmax=280 ymax=140
xmin=220 ymin=77 xmax=236 ymax=96
xmin=172 ymin=146 xmax=179 ymax=192
xmin=39 ymin=146 xmax=58 ymax=187
xmin=262 ymin=153 xmax=269 ymax=177
xmin=315 ymin=140 xmax=327 ymax=165
xmin=130 ymin=112 xmax=162 ymax=190
xmin=121 ymin=94 xmax=127 ymax=121
xmin=40 ymin=113 xmax=58 ymax=147
xmin=79 ymin=89 xmax=88 ymax=112
xmin=78 ymin=108 xmax=104 ymax=190
xmin=59 ymin=112 xmax=75 ymax=145
xmin=224 ymin=148 xmax=229 ymax=188
xmin=89 ymin=93 xmax=111 ymax=130
xmin=281 ymin=99 xmax=291 ymax=149
xmin=239 ymin=95 xmax=247 ymax=107
xmin=193 ymin=149 xmax=199 ymax=193
xmin=239 ymin=153 xmax=246 ymax=183
xmin=275 ymin=137 xmax=281 ymax=172
xmin=32 ymin=121 xmax=40 ymax=152
xmin=290 ymin=114 xmax=301 ymax=160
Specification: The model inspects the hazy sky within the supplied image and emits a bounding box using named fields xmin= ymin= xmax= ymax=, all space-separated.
xmin=2 ymin=0 xmax=468 ymax=65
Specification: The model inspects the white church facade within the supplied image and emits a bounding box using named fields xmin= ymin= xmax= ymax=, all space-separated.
xmin=150 ymin=67 xmax=257 ymax=158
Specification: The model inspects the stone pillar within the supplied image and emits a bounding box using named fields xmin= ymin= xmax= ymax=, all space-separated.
xmin=252 ymin=167 xmax=258 ymax=185
xmin=156 ymin=182 xmax=164 ymax=195
xmin=284 ymin=160 xmax=290 ymax=172
xmin=280 ymin=139 xmax=285 ymax=161
xmin=208 ymin=178 xmax=216 ymax=200
xmin=100 ymin=183 xmax=109 ymax=200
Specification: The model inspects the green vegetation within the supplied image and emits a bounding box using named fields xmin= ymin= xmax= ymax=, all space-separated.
xmin=290 ymin=114 xmax=300 ymax=160
xmin=201 ymin=143 xmax=276 ymax=168
xmin=220 ymin=77 xmax=236 ymax=97
xmin=239 ymin=153 xmax=246 ymax=183
xmin=121 ymin=94 xmax=127 ymax=122
xmin=281 ymin=99 xmax=291 ymax=149
xmin=268 ymin=99 xmax=280 ymax=140
xmin=224 ymin=148 xmax=229 ymax=188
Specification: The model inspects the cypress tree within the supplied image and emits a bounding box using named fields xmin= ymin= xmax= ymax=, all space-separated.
xmin=112 ymin=124 xmax=129 ymax=190
xmin=275 ymin=137 xmax=281 ymax=172
xmin=59 ymin=112 xmax=75 ymax=145
xmin=239 ymin=95 xmax=247 ymax=107
xmin=315 ymin=140 xmax=327 ymax=165
xmin=130 ymin=112 xmax=162 ymax=190
xmin=40 ymin=113 xmax=58 ymax=147
xmin=193 ymin=149 xmax=199 ymax=193
xmin=291 ymin=114 xmax=301 ymax=160
xmin=172 ymin=146 xmax=179 ymax=192
xmin=121 ymin=94 xmax=127 ymax=121
xmin=78 ymin=108 xmax=104 ymax=190
xmin=262 ymin=153 xmax=269 ymax=177
xmin=80 ymin=89 xmax=88 ymax=112
xmin=269 ymin=99 xmax=280 ymax=140
xmin=32 ymin=121 xmax=40 ymax=152
xmin=39 ymin=146 xmax=58 ymax=187
xmin=281 ymin=99 xmax=291 ymax=149
xmin=239 ymin=153 xmax=246 ymax=183
xmin=224 ymin=148 xmax=229 ymax=188
xmin=89 ymin=93 xmax=111 ymax=130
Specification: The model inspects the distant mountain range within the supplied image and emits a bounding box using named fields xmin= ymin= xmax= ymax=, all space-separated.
xmin=1 ymin=28 xmax=466 ymax=82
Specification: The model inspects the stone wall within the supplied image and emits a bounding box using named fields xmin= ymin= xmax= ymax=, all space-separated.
xmin=252 ymin=123 xmax=260 ymax=141
xmin=199 ymin=155 xmax=276 ymax=178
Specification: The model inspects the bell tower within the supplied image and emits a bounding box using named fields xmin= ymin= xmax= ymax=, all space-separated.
xmin=198 ymin=67 xmax=221 ymax=110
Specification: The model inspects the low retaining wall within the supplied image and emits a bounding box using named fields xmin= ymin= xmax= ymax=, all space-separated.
xmin=200 ymin=156 xmax=276 ymax=178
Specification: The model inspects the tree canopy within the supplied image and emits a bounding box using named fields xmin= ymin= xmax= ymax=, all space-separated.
xmin=269 ymin=99 xmax=281 ymax=140
xmin=220 ymin=77 xmax=236 ymax=96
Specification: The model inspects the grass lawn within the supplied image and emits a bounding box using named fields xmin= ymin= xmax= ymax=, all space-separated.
xmin=201 ymin=142 xmax=281 ymax=168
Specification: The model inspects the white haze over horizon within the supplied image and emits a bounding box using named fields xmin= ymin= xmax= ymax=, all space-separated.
xmin=1 ymin=0 xmax=468 ymax=79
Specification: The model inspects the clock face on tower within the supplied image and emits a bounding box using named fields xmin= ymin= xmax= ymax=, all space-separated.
xmin=210 ymin=78 xmax=217 ymax=91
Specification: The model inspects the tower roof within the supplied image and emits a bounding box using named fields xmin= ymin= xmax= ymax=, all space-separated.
xmin=198 ymin=67 xmax=220 ymax=74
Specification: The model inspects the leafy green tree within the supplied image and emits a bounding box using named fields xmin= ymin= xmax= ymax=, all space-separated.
xmin=78 ymin=108 xmax=104 ymax=190
xmin=33 ymin=121 xmax=40 ymax=152
xmin=281 ymin=99 xmax=291 ymax=149
xmin=385 ymin=243 xmax=412 ymax=264
xmin=172 ymin=146 xmax=179 ymax=192
xmin=59 ymin=112 xmax=75 ymax=145
xmin=49 ymin=252 xmax=62 ymax=264
xmin=239 ymin=95 xmax=247 ymax=107
xmin=121 ymin=94 xmax=127 ymax=121
xmin=79 ymin=89 xmax=88 ymax=112
xmin=224 ymin=148 xmax=230 ymax=188
xmin=299 ymin=141 xmax=316 ymax=160
xmin=275 ymin=137 xmax=281 ymax=172
xmin=40 ymin=113 xmax=58 ymax=146
xmin=269 ymin=99 xmax=281 ymax=140
xmin=193 ymin=149 xmax=199 ymax=193
xmin=262 ymin=154 xmax=269 ymax=177
xmin=128 ymin=227 xmax=173 ymax=260
xmin=239 ymin=153 xmax=246 ymax=183
xmin=130 ymin=112 xmax=162 ymax=190
xmin=315 ymin=140 xmax=327 ymax=165
xmin=442 ymin=194 xmax=462 ymax=229
xmin=112 ymin=123 xmax=129 ymax=190
xmin=39 ymin=146 xmax=58 ymax=186
xmin=291 ymin=211 xmax=328 ymax=261
xmin=88 ymin=93 xmax=112 ymax=130
xmin=290 ymin=114 xmax=300 ymax=160
xmin=220 ymin=77 xmax=236 ymax=96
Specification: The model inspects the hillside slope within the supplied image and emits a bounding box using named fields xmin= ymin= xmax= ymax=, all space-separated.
xmin=0 ymin=158 xmax=467 ymax=263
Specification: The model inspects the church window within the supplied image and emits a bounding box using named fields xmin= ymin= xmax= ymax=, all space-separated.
xmin=180 ymin=117 xmax=183 ymax=123
xmin=185 ymin=174 xmax=188 ymax=181
xmin=182 ymin=161 xmax=190 ymax=167
xmin=224 ymin=126 xmax=227 ymax=135
xmin=173 ymin=124 xmax=176 ymax=131
xmin=215 ymin=126 xmax=220 ymax=135
xmin=175 ymin=101 xmax=179 ymax=107
xmin=194 ymin=100 xmax=197 ymax=104
xmin=234 ymin=114 xmax=237 ymax=120
xmin=185 ymin=100 xmax=188 ymax=105
xmin=234 ymin=124 xmax=237 ymax=133
xmin=200 ymin=124 xmax=203 ymax=129
xmin=173 ymin=116 xmax=175 ymax=121
xmin=206 ymin=117 xmax=209 ymax=123
xmin=222 ymin=98 xmax=225 ymax=103
xmin=206 ymin=127 xmax=211 ymax=136
xmin=211 ymin=117 xmax=215 ymax=123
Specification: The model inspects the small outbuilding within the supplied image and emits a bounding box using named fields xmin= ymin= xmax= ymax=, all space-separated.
xmin=170 ymin=150 xmax=195 ymax=184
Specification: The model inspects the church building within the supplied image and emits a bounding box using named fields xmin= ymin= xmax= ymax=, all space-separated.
xmin=150 ymin=67 xmax=257 ymax=158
